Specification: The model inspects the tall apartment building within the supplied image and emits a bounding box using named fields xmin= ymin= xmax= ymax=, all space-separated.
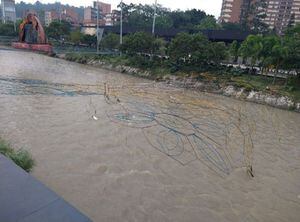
xmin=45 ymin=11 xmax=59 ymax=27
xmin=84 ymin=1 xmax=111 ymax=26
xmin=219 ymin=0 xmax=300 ymax=33
xmin=1 ymin=0 xmax=16 ymax=23
xmin=84 ymin=7 xmax=97 ymax=25
xmin=220 ymin=0 xmax=245 ymax=23
xmin=264 ymin=0 xmax=300 ymax=33
xmin=62 ymin=8 xmax=79 ymax=25
xmin=45 ymin=8 xmax=79 ymax=27
xmin=93 ymin=1 xmax=111 ymax=15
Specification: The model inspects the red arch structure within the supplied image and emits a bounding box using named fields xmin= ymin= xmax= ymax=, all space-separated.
xmin=12 ymin=13 xmax=53 ymax=54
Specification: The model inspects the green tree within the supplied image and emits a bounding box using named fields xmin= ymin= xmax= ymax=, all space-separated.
xmin=270 ymin=40 xmax=289 ymax=83
xmin=155 ymin=38 xmax=167 ymax=56
xmin=168 ymin=9 xmax=207 ymax=29
xmin=284 ymin=24 xmax=300 ymax=38
xmin=209 ymin=42 xmax=228 ymax=64
xmin=155 ymin=15 xmax=173 ymax=29
xmin=117 ymin=3 xmax=172 ymax=29
xmin=239 ymin=35 xmax=264 ymax=70
xmin=45 ymin=20 xmax=71 ymax=40
xmin=168 ymin=33 xmax=222 ymax=66
xmin=229 ymin=40 xmax=240 ymax=63
xmin=168 ymin=32 xmax=193 ymax=64
xmin=283 ymin=25 xmax=300 ymax=76
xmin=120 ymin=32 xmax=158 ymax=55
xmin=0 ymin=22 xmax=17 ymax=36
xmin=190 ymin=34 xmax=211 ymax=65
xmin=81 ymin=34 xmax=96 ymax=47
xmin=117 ymin=3 xmax=209 ymax=30
xmin=259 ymin=35 xmax=280 ymax=74
xmin=69 ymin=30 xmax=83 ymax=45
xmin=196 ymin=16 xmax=221 ymax=30
xmin=100 ymin=33 xmax=120 ymax=50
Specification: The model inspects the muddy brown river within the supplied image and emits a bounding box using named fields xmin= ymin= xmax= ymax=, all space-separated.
xmin=0 ymin=49 xmax=300 ymax=222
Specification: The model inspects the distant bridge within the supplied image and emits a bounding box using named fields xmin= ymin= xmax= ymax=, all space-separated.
xmin=81 ymin=26 xmax=251 ymax=43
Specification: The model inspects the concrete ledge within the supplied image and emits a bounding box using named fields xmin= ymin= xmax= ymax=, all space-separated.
xmin=0 ymin=154 xmax=92 ymax=222
xmin=12 ymin=42 xmax=53 ymax=54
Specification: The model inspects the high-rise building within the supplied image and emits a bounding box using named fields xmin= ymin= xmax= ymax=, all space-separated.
xmin=84 ymin=7 xmax=97 ymax=25
xmin=263 ymin=0 xmax=300 ymax=33
xmin=45 ymin=11 xmax=57 ymax=27
xmin=219 ymin=0 xmax=300 ymax=33
xmin=84 ymin=1 xmax=111 ymax=26
xmin=45 ymin=8 xmax=79 ymax=27
xmin=62 ymin=8 xmax=79 ymax=25
xmin=219 ymin=0 xmax=245 ymax=23
xmin=93 ymin=1 xmax=111 ymax=15
xmin=1 ymin=0 xmax=16 ymax=23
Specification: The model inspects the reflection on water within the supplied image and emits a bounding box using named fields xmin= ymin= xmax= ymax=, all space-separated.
xmin=0 ymin=77 xmax=102 ymax=96
xmin=104 ymin=86 xmax=255 ymax=177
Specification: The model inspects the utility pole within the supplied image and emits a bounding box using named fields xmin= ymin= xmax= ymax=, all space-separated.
xmin=59 ymin=1 xmax=62 ymax=23
xmin=2 ymin=0 xmax=6 ymax=24
xmin=152 ymin=0 xmax=158 ymax=35
xmin=96 ymin=0 xmax=99 ymax=54
xmin=120 ymin=0 xmax=123 ymax=45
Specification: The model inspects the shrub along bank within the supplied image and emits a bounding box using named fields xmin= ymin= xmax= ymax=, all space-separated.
xmin=63 ymin=28 xmax=300 ymax=110
xmin=64 ymin=51 xmax=300 ymax=104
xmin=0 ymin=138 xmax=35 ymax=172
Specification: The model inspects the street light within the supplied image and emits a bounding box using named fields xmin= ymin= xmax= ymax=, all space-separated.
xmin=2 ymin=0 xmax=5 ymax=24
xmin=97 ymin=0 xmax=99 ymax=54
xmin=152 ymin=0 xmax=158 ymax=35
xmin=120 ymin=0 xmax=123 ymax=45
xmin=59 ymin=1 xmax=62 ymax=23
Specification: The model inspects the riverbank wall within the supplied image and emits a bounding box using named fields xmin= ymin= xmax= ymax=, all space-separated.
xmin=59 ymin=54 xmax=300 ymax=113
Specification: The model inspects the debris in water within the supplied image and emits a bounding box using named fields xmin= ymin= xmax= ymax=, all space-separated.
xmin=247 ymin=166 xmax=254 ymax=178
xmin=92 ymin=115 xmax=98 ymax=121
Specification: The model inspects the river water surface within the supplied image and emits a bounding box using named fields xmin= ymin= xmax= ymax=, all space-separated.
xmin=0 ymin=49 xmax=300 ymax=222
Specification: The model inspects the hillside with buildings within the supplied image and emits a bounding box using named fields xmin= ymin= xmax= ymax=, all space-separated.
xmin=1 ymin=0 xmax=300 ymax=35
xmin=1 ymin=1 xmax=114 ymax=27
xmin=219 ymin=0 xmax=300 ymax=34
xmin=8 ymin=1 xmax=115 ymax=28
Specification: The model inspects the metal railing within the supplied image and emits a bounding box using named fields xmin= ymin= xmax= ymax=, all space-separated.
xmin=0 ymin=35 xmax=17 ymax=46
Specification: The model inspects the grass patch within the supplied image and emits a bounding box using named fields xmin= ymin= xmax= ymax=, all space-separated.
xmin=0 ymin=138 xmax=35 ymax=172
xmin=230 ymin=75 xmax=300 ymax=102
xmin=231 ymin=75 xmax=271 ymax=92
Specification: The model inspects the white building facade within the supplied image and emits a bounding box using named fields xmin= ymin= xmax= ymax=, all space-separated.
xmin=1 ymin=0 xmax=16 ymax=23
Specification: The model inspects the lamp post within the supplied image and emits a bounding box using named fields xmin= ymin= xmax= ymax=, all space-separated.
xmin=2 ymin=0 xmax=5 ymax=24
xmin=97 ymin=0 xmax=99 ymax=54
xmin=120 ymin=0 xmax=123 ymax=45
xmin=152 ymin=0 xmax=158 ymax=35
xmin=59 ymin=1 xmax=62 ymax=23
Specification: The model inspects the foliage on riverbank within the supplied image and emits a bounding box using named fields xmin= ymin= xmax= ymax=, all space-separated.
xmin=0 ymin=22 xmax=18 ymax=36
xmin=64 ymin=52 xmax=300 ymax=103
xmin=63 ymin=25 xmax=300 ymax=105
xmin=0 ymin=138 xmax=35 ymax=172
xmin=205 ymin=72 xmax=300 ymax=102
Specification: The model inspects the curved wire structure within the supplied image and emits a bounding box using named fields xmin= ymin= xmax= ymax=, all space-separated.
xmin=104 ymin=82 xmax=255 ymax=177
xmin=0 ymin=76 xmax=254 ymax=177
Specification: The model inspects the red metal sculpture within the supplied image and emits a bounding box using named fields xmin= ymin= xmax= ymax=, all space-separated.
xmin=12 ymin=12 xmax=53 ymax=54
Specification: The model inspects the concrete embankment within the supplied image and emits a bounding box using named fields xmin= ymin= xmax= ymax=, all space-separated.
xmin=60 ymin=55 xmax=300 ymax=112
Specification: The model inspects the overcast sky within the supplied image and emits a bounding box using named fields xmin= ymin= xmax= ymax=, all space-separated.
xmin=16 ymin=0 xmax=223 ymax=17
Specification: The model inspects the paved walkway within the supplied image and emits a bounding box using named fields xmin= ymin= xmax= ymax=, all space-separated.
xmin=0 ymin=155 xmax=92 ymax=222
